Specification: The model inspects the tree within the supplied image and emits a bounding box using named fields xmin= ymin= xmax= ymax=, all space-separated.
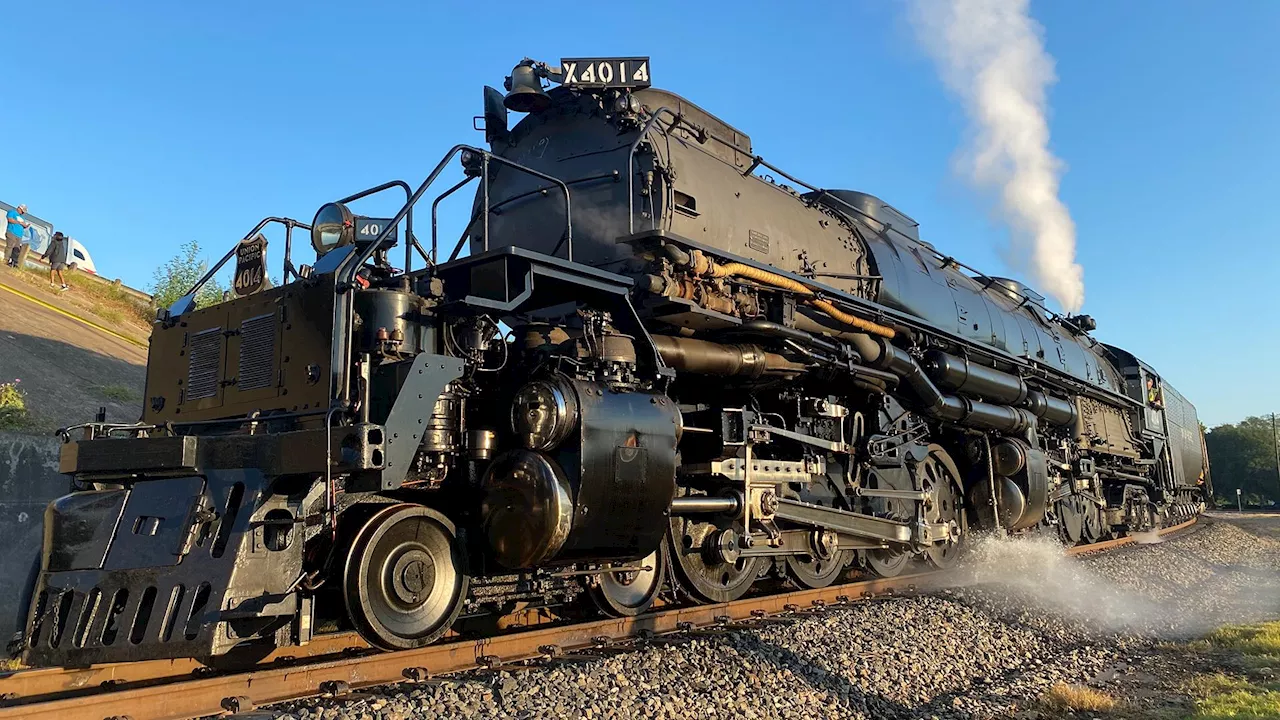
xmin=1204 ymin=415 xmax=1280 ymax=507
xmin=150 ymin=240 xmax=227 ymax=311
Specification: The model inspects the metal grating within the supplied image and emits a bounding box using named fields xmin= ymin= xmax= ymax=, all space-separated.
xmin=186 ymin=328 xmax=222 ymax=401
xmin=237 ymin=314 xmax=276 ymax=391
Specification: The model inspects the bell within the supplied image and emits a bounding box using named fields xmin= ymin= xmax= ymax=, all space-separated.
xmin=503 ymin=63 xmax=551 ymax=113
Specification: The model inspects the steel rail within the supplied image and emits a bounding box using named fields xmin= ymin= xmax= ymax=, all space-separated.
xmin=1063 ymin=516 xmax=1198 ymax=555
xmin=0 ymin=606 xmax=569 ymax=703
xmin=0 ymin=518 xmax=1198 ymax=720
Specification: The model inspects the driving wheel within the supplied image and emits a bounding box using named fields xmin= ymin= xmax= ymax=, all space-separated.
xmin=667 ymin=506 xmax=763 ymax=604
xmin=1081 ymin=501 xmax=1104 ymax=543
xmin=786 ymin=547 xmax=852 ymax=589
xmin=921 ymin=445 xmax=968 ymax=569
xmin=1058 ymin=497 xmax=1085 ymax=545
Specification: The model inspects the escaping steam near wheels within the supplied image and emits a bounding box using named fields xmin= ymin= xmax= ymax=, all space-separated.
xmin=909 ymin=0 xmax=1086 ymax=312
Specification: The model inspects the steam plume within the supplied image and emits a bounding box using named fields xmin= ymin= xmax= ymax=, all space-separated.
xmin=909 ymin=0 xmax=1085 ymax=312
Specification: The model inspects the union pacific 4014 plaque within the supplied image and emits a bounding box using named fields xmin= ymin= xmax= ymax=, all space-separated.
xmin=234 ymin=233 xmax=268 ymax=296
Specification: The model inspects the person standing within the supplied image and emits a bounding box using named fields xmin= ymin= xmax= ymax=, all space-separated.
xmin=42 ymin=231 xmax=69 ymax=290
xmin=5 ymin=204 xmax=30 ymax=267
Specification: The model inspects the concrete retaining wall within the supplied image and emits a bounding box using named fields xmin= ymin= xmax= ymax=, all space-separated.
xmin=0 ymin=432 xmax=68 ymax=652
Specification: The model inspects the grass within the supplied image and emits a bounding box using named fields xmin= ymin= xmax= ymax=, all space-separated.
xmin=1184 ymin=621 xmax=1280 ymax=719
xmin=11 ymin=263 xmax=154 ymax=330
xmin=1206 ymin=623 xmax=1280 ymax=658
xmin=95 ymin=383 xmax=140 ymax=404
xmin=1038 ymin=683 xmax=1119 ymax=714
xmin=0 ymin=380 xmax=32 ymax=430
xmin=1186 ymin=673 xmax=1280 ymax=719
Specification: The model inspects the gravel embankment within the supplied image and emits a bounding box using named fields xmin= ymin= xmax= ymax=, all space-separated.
xmin=268 ymin=516 xmax=1280 ymax=720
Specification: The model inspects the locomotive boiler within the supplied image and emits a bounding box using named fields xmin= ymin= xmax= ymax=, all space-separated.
xmin=18 ymin=55 xmax=1210 ymax=667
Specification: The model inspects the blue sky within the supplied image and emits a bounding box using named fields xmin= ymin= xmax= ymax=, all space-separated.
xmin=5 ymin=1 xmax=1278 ymax=427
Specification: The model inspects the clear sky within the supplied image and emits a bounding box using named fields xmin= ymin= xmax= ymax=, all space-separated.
xmin=6 ymin=1 xmax=1278 ymax=427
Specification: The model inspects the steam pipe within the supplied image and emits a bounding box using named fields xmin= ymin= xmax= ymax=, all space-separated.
xmin=922 ymin=349 xmax=1077 ymax=427
xmin=737 ymin=320 xmax=839 ymax=351
xmin=703 ymin=261 xmax=897 ymax=339
xmin=873 ymin=341 xmax=1035 ymax=433
xmin=792 ymin=313 xmax=884 ymax=363
xmin=650 ymin=335 xmax=803 ymax=379
xmin=923 ymin=349 xmax=1028 ymax=405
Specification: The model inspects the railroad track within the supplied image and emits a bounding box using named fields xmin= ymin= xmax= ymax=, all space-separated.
xmin=0 ymin=518 xmax=1199 ymax=720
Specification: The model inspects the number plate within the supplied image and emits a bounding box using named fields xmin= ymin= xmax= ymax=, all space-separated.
xmin=233 ymin=233 xmax=267 ymax=296
xmin=355 ymin=217 xmax=398 ymax=244
xmin=560 ymin=57 xmax=651 ymax=89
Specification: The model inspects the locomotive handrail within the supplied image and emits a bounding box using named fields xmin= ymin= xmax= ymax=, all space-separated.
xmin=329 ymin=145 xmax=576 ymax=407
xmin=345 ymin=145 xmax=576 ymax=287
xmin=627 ymin=106 xmax=676 ymax=234
xmin=431 ymin=177 xmax=476 ymax=264
xmin=167 ymin=216 xmax=310 ymax=317
xmin=335 ymin=179 xmax=430 ymax=274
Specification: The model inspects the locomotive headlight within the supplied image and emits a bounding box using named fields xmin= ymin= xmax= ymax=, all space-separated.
xmin=311 ymin=202 xmax=355 ymax=256
xmin=460 ymin=149 xmax=483 ymax=177
xmin=510 ymin=378 xmax=578 ymax=451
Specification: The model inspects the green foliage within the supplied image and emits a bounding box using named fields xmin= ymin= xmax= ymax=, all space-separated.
xmin=0 ymin=380 xmax=30 ymax=430
xmin=150 ymin=240 xmax=227 ymax=311
xmin=1207 ymin=623 xmax=1280 ymax=657
xmin=1205 ymin=416 xmax=1280 ymax=506
xmin=1189 ymin=675 xmax=1280 ymax=719
xmin=1186 ymin=622 xmax=1280 ymax=718
xmin=95 ymin=384 xmax=140 ymax=404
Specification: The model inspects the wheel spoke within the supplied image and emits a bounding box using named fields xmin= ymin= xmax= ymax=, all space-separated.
xmin=666 ymin=509 xmax=760 ymax=603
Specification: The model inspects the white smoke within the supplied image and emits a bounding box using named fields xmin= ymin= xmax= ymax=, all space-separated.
xmin=909 ymin=0 xmax=1086 ymax=312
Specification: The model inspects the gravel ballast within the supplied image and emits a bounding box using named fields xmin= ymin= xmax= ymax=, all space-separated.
xmin=268 ymin=514 xmax=1280 ymax=720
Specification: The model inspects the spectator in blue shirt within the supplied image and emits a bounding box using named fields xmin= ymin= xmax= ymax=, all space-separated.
xmin=5 ymin=204 xmax=30 ymax=268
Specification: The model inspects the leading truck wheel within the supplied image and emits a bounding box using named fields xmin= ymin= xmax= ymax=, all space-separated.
xmin=343 ymin=504 xmax=469 ymax=651
xmin=589 ymin=549 xmax=665 ymax=617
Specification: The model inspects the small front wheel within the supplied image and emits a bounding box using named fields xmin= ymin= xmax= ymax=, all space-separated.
xmin=589 ymin=549 xmax=665 ymax=617
xmin=343 ymin=504 xmax=469 ymax=651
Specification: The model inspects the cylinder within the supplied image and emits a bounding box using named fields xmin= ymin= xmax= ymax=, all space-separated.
xmin=670 ymin=495 xmax=743 ymax=514
xmin=924 ymin=350 xmax=1028 ymax=405
xmin=991 ymin=439 xmax=1028 ymax=477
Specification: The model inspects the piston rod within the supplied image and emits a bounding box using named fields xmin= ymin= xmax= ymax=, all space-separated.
xmin=670 ymin=495 xmax=743 ymax=514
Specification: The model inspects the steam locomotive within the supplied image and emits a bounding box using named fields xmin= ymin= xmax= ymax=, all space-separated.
xmin=19 ymin=56 xmax=1210 ymax=667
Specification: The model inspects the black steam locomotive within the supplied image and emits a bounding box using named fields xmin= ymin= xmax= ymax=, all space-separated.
xmin=20 ymin=56 xmax=1210 ymax=667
